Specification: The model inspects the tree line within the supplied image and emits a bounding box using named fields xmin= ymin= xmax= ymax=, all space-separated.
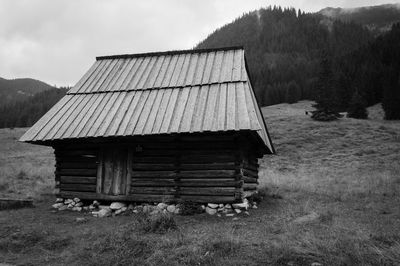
xmin=0 ymin=87 xmax=68 ymax=128
xmin=197 ymin=6 xmax=400 ymax=119
xmin=196 ymin=6 xmax=373 ymax=106
xmin=315 ymin=23 xmax=400 ymax=119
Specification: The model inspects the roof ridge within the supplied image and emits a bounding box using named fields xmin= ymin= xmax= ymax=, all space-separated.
xmin=66 ymin=80 xmax=249 ymax=95
xmin=96 ymin=46 xmax=244 ymax=61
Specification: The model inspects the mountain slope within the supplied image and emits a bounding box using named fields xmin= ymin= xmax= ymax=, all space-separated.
xmin=0 ymin=87 xmax=67 ymax=128
xmin=196 ymin=6 xmax=373 ymax=106
xmin=0 ymin=77 xmax=54 ymax=106
xmin=319 ymin=4 xmax=400 ymax=33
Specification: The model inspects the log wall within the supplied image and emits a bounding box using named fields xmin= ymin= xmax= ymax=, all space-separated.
xmin=55 ymin=133 xmax=262 ymax=203
xmin=55 ymin=149 xmax=98 ymax=194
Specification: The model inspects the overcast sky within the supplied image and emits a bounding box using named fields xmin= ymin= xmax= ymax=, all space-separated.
xmin=0 ymin=0 xmax=398 ymax=86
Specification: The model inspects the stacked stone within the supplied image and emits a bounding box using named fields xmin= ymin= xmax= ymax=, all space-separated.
xmin=131 ymin=202 xmax=181 ymax=215
xmin=91 ymin=202 xmax=128 ymax=217
xmin=51 ymin=197 xmax=85 ymax=212
xmin=52 ymin=198 xmax=257 ymax=218
xmin=203 ymin=198 xmax=257 ymax=218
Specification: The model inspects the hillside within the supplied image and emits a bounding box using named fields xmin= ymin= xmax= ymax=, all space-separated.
xmin=196 ymin=6 xmax=373 ymax=106
xmin=196 ymin=5 xmax=400 ymax=120
xmin=1 ymin=102 xmax=399 ymax=265
xmin=0 ymin=77 xmax=54 ymax=106
xmin=319 ymin=4 xmax=400 ymax=34
xmin=0 ymin=87 xmax=68 ymax=128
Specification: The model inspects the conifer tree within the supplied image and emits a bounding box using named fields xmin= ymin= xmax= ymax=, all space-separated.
xmin=347 ymin=90 xmax=368 ymax=119
xmin=311 ymin=52 xmax=341 ymax=121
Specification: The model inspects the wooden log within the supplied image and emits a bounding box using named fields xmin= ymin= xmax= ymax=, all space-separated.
xmin=180 ymin=154 xmax=236 ymax=163
xmin=57 ymin=191 xmax=239 ymax=203
xmin=179 ymin=163 xmax=237 ymax=170
xmin=60 ymin=176 xmax=97 ymax=184
xmin=132 ymin=156 xmax=176 ymax=163
xmin=124 ymin=194 xmax=176 ymax=202
xmin=131 ymin=179 xmax=175 ymax=186
xmin=242 ymin=176 xmax=258 ymax=184
xmin=179 ymin=170 xmax=236 ymax=178
xmin=243 ymin=183 xmax=258 ymax=190
xmin=179 ymin=195 xmax=237 ymax=203
xmin=131 ymin=171 xmax=176 ymax=178
xmin=132 ymin=163 xmax=176 ymax=171
xmin=131 ymin=162 xmax=237 ymax=171
xmin=58 ymin=191 xmax=175 ymax=202
xmin=139 ymin=149 xmax=237 ymax=156
xmin=130 ymin=187 xmax=176 ymax=194
xmin=58 ymin=162 xmax=98 ymax=169
xmin=60 ymin=184 xmax=96 ymax=192
xmin=130 ymin=178 xmax=240 ymax=187
xmin=241 ymin=168 xmax=258 ymax=178
xmin=57 ymin=169 xmax=97 ymax=176
xmin=179 ymin=187 xmax=236 ymax=196
xmin=179 ymin=179 xmax=240 ymax=187
xmin=55 ymin=150 xmax=98 ymax=156
xmin=56 ymin=156 xmax=98 ymax=163
xmin=243 ymin=162 xmax=259 ymax=171
xmin=0 ymin=198 xmax=34 ymax=210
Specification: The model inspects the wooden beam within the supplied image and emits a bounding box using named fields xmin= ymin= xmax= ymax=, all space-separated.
xmin=125 ymin=149 xmax=133 ymax=195
xmin=60 ymin=176 xmax=97 ymax=184
xmin=131 ymin=170 xmax=176 ymax=178
xmin=179 ymin=187 xmax=236 ymax=196
xmin=179 ymin=195 xmax=238 ymax=203
xmin=60 ymin=184 xmax=96 ymax=192
xmin=96 ymin=150 xmax=103 ymax=193
xmin=241 ymin=168 xmax=258 ymax=178
xmin=242 ymin=176 xmax=258 ymax=183
xmin=130 ymin=178 xmax=240 ymax=187
xmin=57 ymin=162 xmax=98 ymax=169
xmin=243 ymin=183 xmax=258 ymax=190
xmin=58 ymin=191 xmax=175 ymax=202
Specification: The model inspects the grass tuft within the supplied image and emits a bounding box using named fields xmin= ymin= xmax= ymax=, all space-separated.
xmin=76 ymin=226 xmax=153 ymax=266
xmin=16 ymin=170 xmax=27 ymax=180
xmin=136 ymin=212 xmax=178 ymax=234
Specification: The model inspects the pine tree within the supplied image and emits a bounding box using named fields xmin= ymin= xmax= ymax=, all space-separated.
xmin=312 ymin=52 xmax=341 ymax=121
xmin=347 ymin=90 xmax=368 ymax=119
xmin=314 ymin=52 xmax=335 ymax=111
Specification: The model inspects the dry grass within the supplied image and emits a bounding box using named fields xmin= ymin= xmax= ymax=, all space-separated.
xmin=0 ymin=101 xmax=399 ymax=265
xmin=261 ymin=101 xmax=400 ymax=199
xmin=0 ymin=128 xmax=55 ymax=199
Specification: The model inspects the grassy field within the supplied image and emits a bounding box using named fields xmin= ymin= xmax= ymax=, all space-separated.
xmin=0 ymin=101 xmax=399 ymax=265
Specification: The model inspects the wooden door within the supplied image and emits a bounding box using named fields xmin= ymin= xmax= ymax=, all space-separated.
xmin=97 ymin=148 xmax=131 ymax=196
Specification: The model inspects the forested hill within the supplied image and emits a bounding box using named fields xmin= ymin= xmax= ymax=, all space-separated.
xmin=0 ymin=77 xmax=54 ymax=106
xmin=196 ymin=6 xmax=373 ymax=106
xmin=319 ymin=4 xmax=400 ymax=34
xmin=0 ymin=87 xmax=68 ymax=128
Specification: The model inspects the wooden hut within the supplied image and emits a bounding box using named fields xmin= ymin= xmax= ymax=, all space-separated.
xmin=20 ymin=47 xmax=275 ymax=203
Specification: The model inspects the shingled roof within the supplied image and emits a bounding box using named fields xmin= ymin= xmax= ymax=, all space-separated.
xmin=20 ymin=47 xmax=274 ymax=153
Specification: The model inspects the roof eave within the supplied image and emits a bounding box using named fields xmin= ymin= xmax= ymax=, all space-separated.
xmin=242 ymin=51 xmax=276 ymax=154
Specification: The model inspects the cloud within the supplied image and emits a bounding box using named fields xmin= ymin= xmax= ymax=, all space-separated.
xmin=0 ymin=0 xmax=398 ymax=85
